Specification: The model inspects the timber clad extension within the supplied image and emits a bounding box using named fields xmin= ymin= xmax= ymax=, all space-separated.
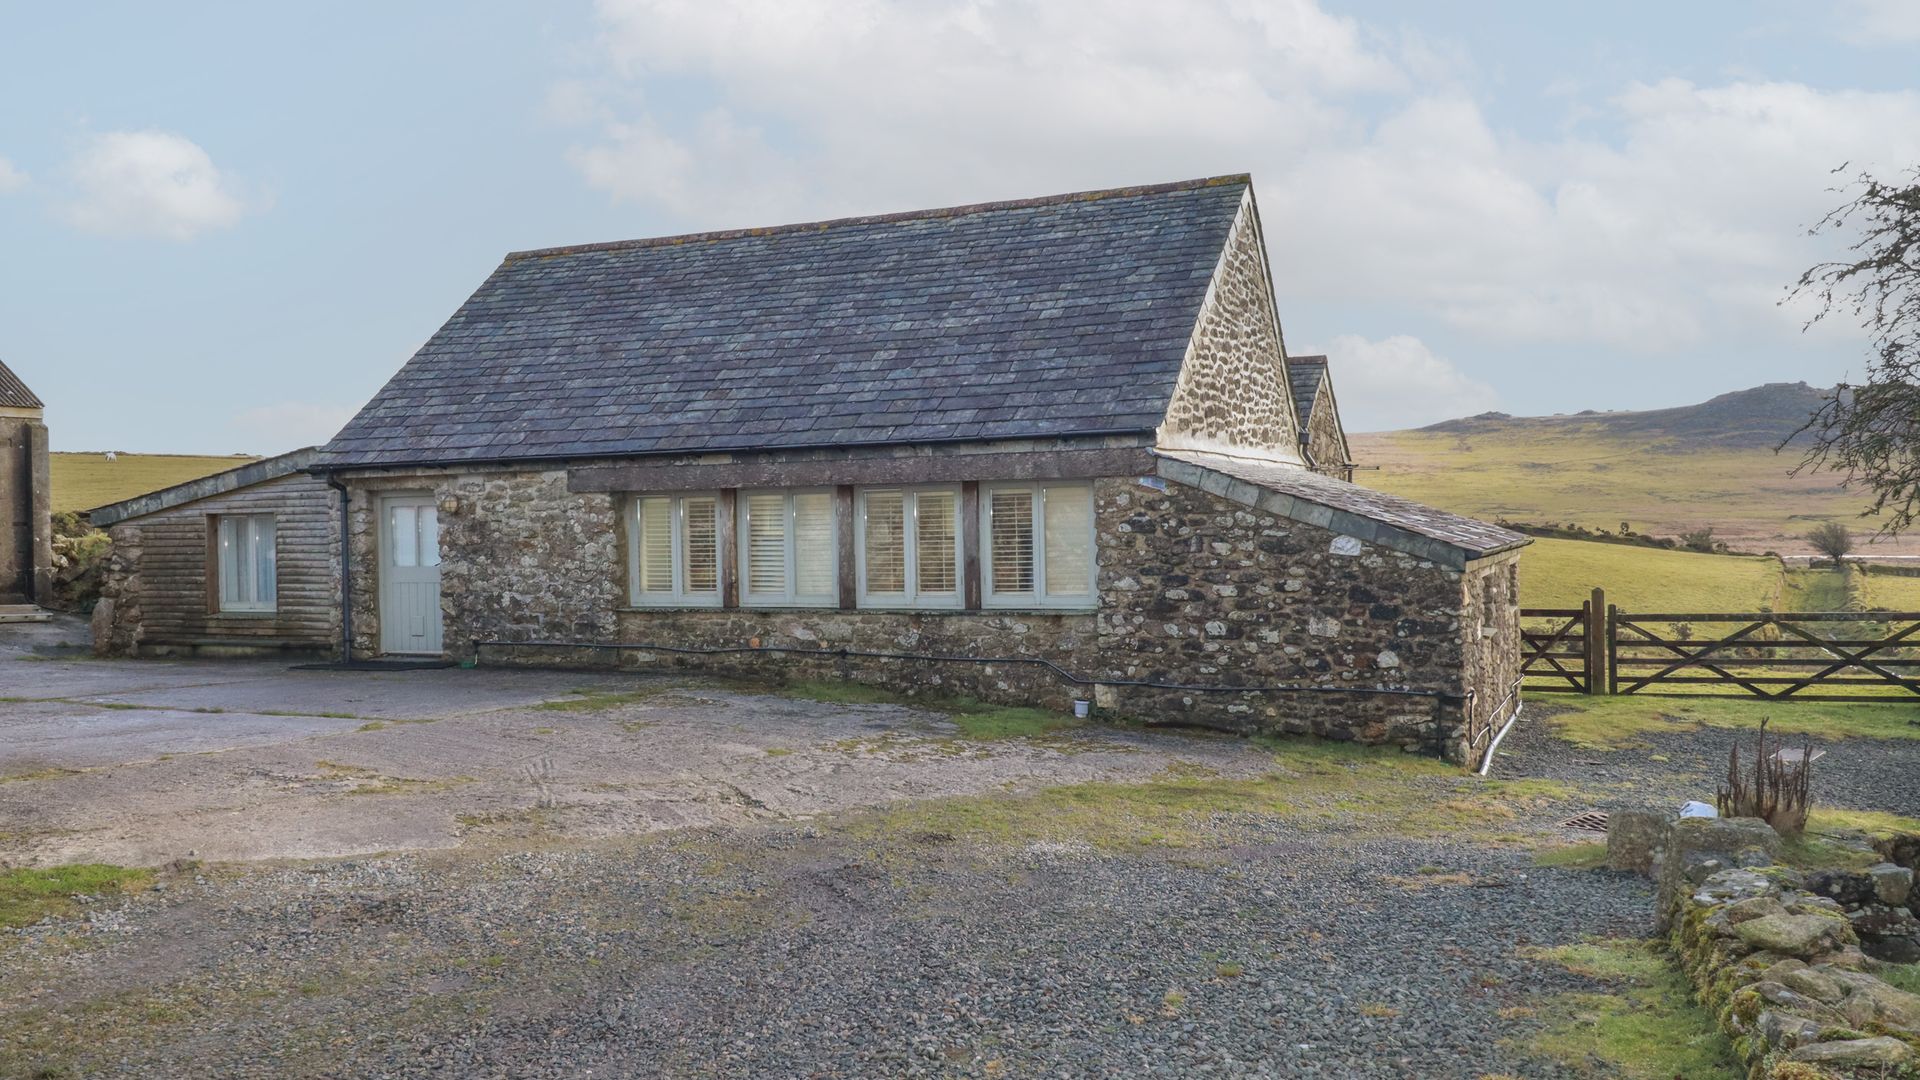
xmin=89 ymin=450 xmax=339 ymax=657
xmin=90 ymin=174 xmax=1528 ymax=765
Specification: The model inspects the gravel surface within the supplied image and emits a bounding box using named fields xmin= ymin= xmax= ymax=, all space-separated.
xmin=1 ymin=817 xmax=1651 ymax=1079
xmin=1496 ymin=704 xmax=1920 ymax=818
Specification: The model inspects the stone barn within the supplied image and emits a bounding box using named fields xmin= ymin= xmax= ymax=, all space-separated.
xmin=0 ymin=358 xmax=51 ymax=613
xmin=94 ymin=175 xmax=1528 ymax=765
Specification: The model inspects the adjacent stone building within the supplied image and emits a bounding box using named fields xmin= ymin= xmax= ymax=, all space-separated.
xmin=0 ymin=359 xmax=51 ymax=610
xmin=1285 ymin=355 xmax=1354 ymax=482
xmin=92 ymin=175 xmax=1528 ymax=765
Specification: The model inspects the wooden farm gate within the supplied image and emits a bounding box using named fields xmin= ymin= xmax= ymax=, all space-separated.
xmin=1606 ymin=608 xmax=1920 ymax=700
xmin=1523 ymin=588 xmax=1920 ymax=701
xmin=1519 ymin=587 xmax=1601 ymax=695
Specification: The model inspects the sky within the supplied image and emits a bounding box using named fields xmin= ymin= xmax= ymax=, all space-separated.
xmin=2 ymin=1 xmax=1918 ymax=453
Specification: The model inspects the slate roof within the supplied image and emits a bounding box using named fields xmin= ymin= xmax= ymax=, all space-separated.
xmin=318 ymin=176 xmax=1254 ymax=469
xmin=0 ymin=359 xmax=43 ymax=410
xmin=1285 ymin=354 xmax=1326 ymax=424
xmin=1156 ymin=450 xmax=1528 ymax=566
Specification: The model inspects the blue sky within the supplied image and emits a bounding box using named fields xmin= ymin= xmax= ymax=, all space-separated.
xmin=2 ymin=0 xmax=1917 ymax=452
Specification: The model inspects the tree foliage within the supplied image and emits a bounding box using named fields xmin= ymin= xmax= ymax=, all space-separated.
xmin=1789 ymin=166 xmax=1920 ymax=532
xmin=1806 ymin=521 xmax=1854 ymax=561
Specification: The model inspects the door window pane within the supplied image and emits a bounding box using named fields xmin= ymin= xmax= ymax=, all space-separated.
xmin=389 ymin=505 xmax=419 ymax=568
xmin=864 ymin=491 xmax=907 ymax=594
xmin=793 ymin=492 xmax=835 ymax=598
xmin=1042 ymin=487 xmax=1093 ymax=596
xmin=418 ymin=506 xmax=440 ymax=568
xmin=990 ymin=490 xmax=1035 ymax=594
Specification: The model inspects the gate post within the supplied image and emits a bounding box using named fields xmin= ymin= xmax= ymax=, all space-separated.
xmin=1587 ymin=586 xmax=1606 ymax=695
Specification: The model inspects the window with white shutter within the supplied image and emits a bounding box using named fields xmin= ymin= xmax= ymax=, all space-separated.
xmin=982 ymin=483 xmax=1095 ymax=608
xmin=628 ymin=493 xmax=723 ymax=607
xmin=857 ymin=487 xmax=961 ymax=609
xmin=739 ymin=489 xmax=838 ymax=607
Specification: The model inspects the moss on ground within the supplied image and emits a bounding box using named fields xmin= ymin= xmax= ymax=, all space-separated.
xmin=536 ymin=688 xmax=674 ymax=712
xmin=836 ymin=740 xmax=1574 ymax=851
xmin=1524 ymin=938 xmax=1739 ymax=1079
xmin=0 ymin=865 xmax=153 ymax=931
xmin=1880 ymin=963 xmax=1920 ymax=996
xmin=1534 ymin=842 xmax=1608 ymax=870
xmin=780 ymin=680 xmax=1085 ymax=740
xmin=1541 ymin=696 xmax=1920 ymax=750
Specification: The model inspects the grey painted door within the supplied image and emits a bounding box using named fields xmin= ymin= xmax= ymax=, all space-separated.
xmin=379 ymin=495 xmax=443 ymax=655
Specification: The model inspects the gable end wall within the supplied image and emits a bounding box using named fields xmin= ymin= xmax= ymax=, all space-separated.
xmin=1155 ymin=192 xmax=1303 ymax=464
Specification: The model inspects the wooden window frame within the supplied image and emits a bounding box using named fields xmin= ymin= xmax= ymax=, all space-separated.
xmin=736 ymin=488 xmax=839 ymax=609
xmin=854 ymin=485 xmax=964 ymax=611
xmin=208 ymin=512 xmax=279 ymax=615
xmin=626 ymin=492 xmax=725 ymax=608
xmin=979 ymin=482 xmax=1097 ymax=610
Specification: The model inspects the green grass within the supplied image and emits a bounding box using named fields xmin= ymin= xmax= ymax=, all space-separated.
xmin=1540 ymin=696 xmax=1920 ymax=749
xmin=1880 ymin=963 xmax=1920 ymax=996
xmin=1350 ymin=424 xmax=1895 ymax=559
xmin=1524 ymin=938 xmax=1738 ymax=1079
xmin=1534 ymin=842 xmax=1609 ymax=870
xmin=1518 ymin=537 xmax=1784 ymax=613
xmin=50 ymin=452 xmax=258 ymax=514
xmin=0 ymin=864 xmax=153 ymax=930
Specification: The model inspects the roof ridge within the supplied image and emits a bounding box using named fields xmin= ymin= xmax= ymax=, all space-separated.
xmin=505 ymin=173 xmax=1251 ymax=262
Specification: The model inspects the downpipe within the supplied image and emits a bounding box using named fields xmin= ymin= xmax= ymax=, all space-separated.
xmin=1475 ymin=677 xmax=1526 ymax=778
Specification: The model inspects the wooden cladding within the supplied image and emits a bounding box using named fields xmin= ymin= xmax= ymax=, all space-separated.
xmin=569 ymin=448 xmax=1156 ymax=494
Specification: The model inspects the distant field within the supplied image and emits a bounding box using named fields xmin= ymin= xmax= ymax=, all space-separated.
xmin=1518 ymin=537 xmax=1783 ymax=612
xmin=1351 ymin=426 xmax=1914 ymax=556
xmin=1518 ymin=535 xmax=1920 ymax=615
xmin=50 ymin=452 xmax=257 ymax=515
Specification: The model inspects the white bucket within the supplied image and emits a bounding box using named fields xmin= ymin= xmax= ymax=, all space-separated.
xmin=1072 ymin=699 xmax=1092 ymax=719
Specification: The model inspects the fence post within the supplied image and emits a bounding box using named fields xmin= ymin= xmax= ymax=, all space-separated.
xmin=1587 ymin=586 xmax=1606 ymax=695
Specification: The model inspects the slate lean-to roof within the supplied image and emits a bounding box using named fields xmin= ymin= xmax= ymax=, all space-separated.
xmin=0 ymin=359 xmax=43 ymax=410
xmin=1284 ymin=354 xmax=1327 ymax=424
xmin=318 ymin=176 xmax=1252 ymax=468
xmin=1157 ymin=450 xmax=1529 ymax=566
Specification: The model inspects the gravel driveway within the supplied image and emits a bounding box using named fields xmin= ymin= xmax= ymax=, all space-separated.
xmin=20 ymin=646 xmax=1917 ymax=1078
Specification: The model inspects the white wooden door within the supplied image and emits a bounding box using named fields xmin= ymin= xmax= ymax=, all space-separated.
xmin=379 ymin=495 xmax=443 ymax=655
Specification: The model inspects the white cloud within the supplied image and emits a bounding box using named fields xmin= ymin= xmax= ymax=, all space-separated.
xmin=231 ymin=401 xmax=357 ymax=451
xmin=558 ymin=1 xmax=1920 ymax=359
xmin=1305 ymin=334 xmax=1497 ymax=431
xmin=61 ymin=131 xmax=254 ymax=240
xmin=0 ymin=156 xmax=26 ymax=193
xmin=1836 ymin=0 xmax=1920 ymax=44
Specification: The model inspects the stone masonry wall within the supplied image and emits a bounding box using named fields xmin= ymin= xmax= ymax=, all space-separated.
xmin=1301 ymin=391 xmax=1351 ymax=481
xmin=438 ymin=467 xmax=1502 ymax=760
xmin=1157 ymin=195 xmax=1302 ymax=463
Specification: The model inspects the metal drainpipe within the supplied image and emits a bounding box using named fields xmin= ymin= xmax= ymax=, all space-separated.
xmin=324 ymin=474 xmax=352 ymax=663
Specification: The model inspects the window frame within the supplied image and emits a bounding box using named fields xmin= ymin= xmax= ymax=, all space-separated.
xmin=212 ymin=512 xmax=279 ymax=614
xmin=855 ymin=485 xmax=964 ymax=610
xmin=979 ymin=482 xmax=1097 ymax=610
xmin=626 ymin=492 xmax=724 ymax=608
xmin=736 ymin=488 xmax=839 ymax=609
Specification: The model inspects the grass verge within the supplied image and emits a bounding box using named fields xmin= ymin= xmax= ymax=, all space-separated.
xmin=0 ymin=865 xmax=154 ymax=931
xmin=1540 ymin=696 xmax=1920 ymax=750
xmin=1523 ymin=938 xmax=1738 ymax=1079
